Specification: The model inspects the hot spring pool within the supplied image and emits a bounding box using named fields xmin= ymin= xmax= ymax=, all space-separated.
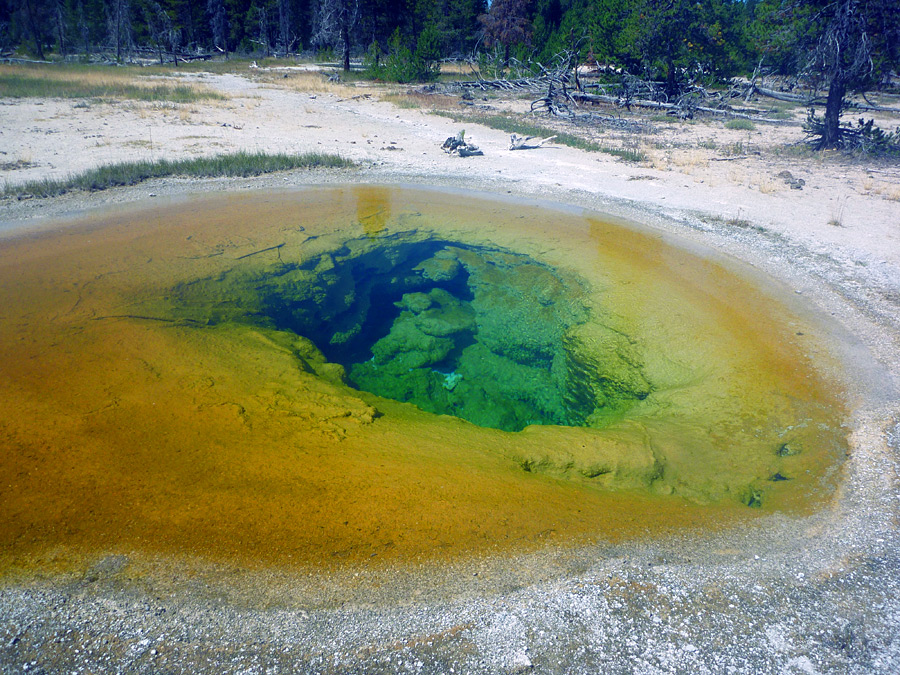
xmin=0 ymin=185 xmax=847 ymax=569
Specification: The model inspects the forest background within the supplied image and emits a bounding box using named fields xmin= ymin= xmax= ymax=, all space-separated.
xmin=2 ymin=0 xmax=899 ymax=152
xmin=0 ymin=0 xmax=889 ymax=81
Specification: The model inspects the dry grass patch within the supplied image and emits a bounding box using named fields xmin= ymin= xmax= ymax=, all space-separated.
xmin=438 ymin=61 xmax=476 ymax=77
xmin=646 ymin=151 xmax=670 ymax=171
xmin=670 ymin=149 xmax=710 ymax=169
xmin=757 ymin=174 xmax=781 ymax=194
xmin=380 ymin=91 xmax=422 ymax=109
xmin=0 ymin=63 xmax=224 ymax=103
xmin=725 ymin=167 xmax=750 ymax=186
xmin=256 ymin=70 xmax=359 ymax=97
xmin=862 ymin=176 xmax=900 ymax=201
xmin=117 ymin=98 xmax=227 ymax=122
xmin=380 ymin=90 xmax=458 ymax=111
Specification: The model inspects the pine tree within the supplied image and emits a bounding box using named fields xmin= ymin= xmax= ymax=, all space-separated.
xmin=757 ymin=0 xmax=900 ymax=149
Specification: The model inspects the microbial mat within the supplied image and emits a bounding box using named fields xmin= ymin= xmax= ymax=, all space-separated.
xmin=0 ymin=186 xmax=847 ymax=571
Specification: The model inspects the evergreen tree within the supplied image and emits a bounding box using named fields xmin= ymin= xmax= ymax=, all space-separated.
xmin=620 ymin=0 xmax=741 ymax=98
xmin=225 ymin=0 xmax=251 ymax=52
xmin=436 ymin=0 xmax=485 ymax=56
xmin=479 ymin=0 xmax=532 ymax=64
xmin=756 ymin=0 xmax=900 ymax=148
xmin=532 ymin=0 xmax=628 ymax=64
xmin=51 ymin=0 xmax=70 ymax=56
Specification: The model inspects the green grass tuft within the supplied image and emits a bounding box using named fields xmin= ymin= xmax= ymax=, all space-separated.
xmin=725 ymin=118 xmax=756 ymax=131
xmin=433 ymin=111 xmax=647 ymax=161
xmin=598 ymin=145 xmax=647 ymax=162
xmin=3 ymin=151 xmax=354 ymax=199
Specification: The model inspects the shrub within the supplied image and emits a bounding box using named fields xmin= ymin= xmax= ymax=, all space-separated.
xmin=725 ymin=118 xmax=756 ymax=131
xmin=366 ymin=27 xmax=441 ymax=83
xmin=413 ymin=23 xmax=442 ymax=81
xmin=804 ymin=110 xmax=900 ymax=156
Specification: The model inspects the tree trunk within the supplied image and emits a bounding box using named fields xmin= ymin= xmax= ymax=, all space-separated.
xmin=821 ymin=77 xmax=847 ymax=149
xmin=342 ymin=22 xmax=350 ymax=71
xmin=77 ymin=0 xmax=90 ymax=57
xmin=665 ymin=58 xmax=677 ymax=100
xmin=54 ymin=2 xmax=67 ymax=58
xmin=24 ymin=0 xmax=46 ymax=60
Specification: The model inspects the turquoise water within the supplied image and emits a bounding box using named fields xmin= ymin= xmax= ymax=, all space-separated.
xmin=156 ymin=186 xmax=846 ymax=511
xmin=173 ymin=234 xmax=650 ymax=432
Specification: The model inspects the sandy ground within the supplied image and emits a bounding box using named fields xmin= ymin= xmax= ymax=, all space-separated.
xmin=1 ymin=68 xmax=899 ymax=673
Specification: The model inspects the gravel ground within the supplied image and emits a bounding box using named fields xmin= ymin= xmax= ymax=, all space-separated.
xmin=1 ymin=70 xmax=899 ymax=673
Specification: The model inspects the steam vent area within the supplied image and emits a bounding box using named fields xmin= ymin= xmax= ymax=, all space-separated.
xmin=0 ymin=185 xmax=847 ymax=571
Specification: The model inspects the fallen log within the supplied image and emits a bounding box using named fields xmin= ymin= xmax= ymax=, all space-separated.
xmin=456 ymin=79 xmax=535 ymax=91
xmin=509 ymin=134 xmax=556 ymax=150
xmin=455 ymin=73 xmax=571 ymax=93
xmin=735 ymin=83 xmax=900 ymax=114
xmin=570 ymin=92 xmax=786 ymax=123
xmin=441 ymin=131 xmax=484 ymax=157
xmin=845 ymin=102 xmax=900 ymax=114
xmin=751 ymin=85 xmax=818 ymax=105
xmin=455 ymin=146 xmax=484 ymax=157
xmin=1 ymin=57 xmax=52 ymax=64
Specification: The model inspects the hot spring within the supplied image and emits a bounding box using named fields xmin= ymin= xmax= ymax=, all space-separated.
xmin=0 ymin=186 xmax=847 ymax=569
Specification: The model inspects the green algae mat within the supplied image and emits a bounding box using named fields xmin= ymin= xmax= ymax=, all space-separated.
xmin=0 ymin=186 xmax=847 ymax=571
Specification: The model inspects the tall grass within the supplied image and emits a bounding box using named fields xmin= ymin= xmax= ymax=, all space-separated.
xmin=2 ymin=151 xmax=354 ymax=199
xmin=256 ymin=69 xmax=361 ymax=97
xmin=0 ymin=63 xmax=224 ymax=102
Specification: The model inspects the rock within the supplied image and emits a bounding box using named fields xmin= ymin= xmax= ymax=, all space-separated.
xmin=744 ymin=487 xmax=763 ymax=508
xmin=412 ymin=289 xmax=476 ymax=337
xmin=776 ymin=170 xmax=805 ymax=190
xmin=369 ymin=321 xmax=455 ymax=370
xmin=415 ymin=253 xmax=461 ymax=282
xmin=396 ymin=292 xmax=433 ymax=313
xmin=777 ymin=442 xmax=802 ymax=456
xmin=508 ymin=651 xmax=533 ymax=672
xmin=441 ymin=371 xmax=462 ymax=391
